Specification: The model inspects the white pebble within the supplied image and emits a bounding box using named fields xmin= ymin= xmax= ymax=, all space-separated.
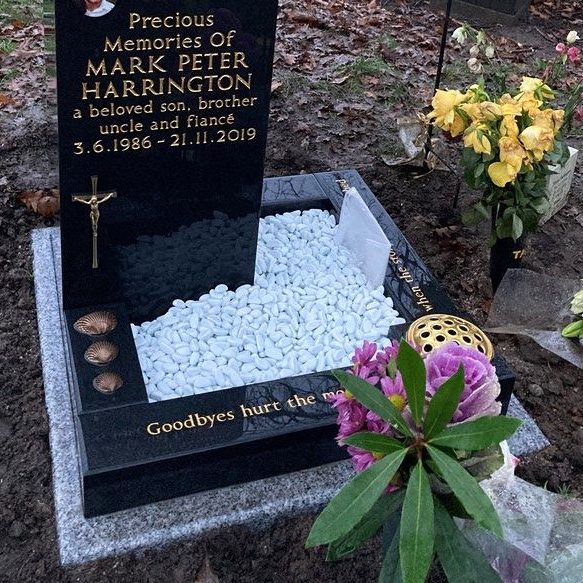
xmin=134 ymin=209 xmax=405 ymax=402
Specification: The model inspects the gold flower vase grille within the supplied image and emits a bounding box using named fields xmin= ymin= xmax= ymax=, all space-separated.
xmin=406 ymin=314 xmax=494 ymax=359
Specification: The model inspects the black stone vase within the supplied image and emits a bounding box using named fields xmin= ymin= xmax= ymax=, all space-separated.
xmin=489 ymin=208 xmax=526 ymax=293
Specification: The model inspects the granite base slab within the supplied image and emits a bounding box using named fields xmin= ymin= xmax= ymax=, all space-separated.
xmin=32 ymin=227 xmax=549 ymax=567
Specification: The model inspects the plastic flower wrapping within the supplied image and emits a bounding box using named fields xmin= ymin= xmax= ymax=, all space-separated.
xmin=562 ymin=289 xmax=583 ymax=340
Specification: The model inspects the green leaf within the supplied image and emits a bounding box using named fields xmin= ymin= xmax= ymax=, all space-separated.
xmin=396 ymin=340 xmax=426 ymax=427
xmin=462 ymin=203 xmax=489 ymax=226
xmin=327 ymin=491 xmax=405 ymax=561
xmin=511 ymin=214 xmax=524 ymax=241
xmin=434 ymin=502 xmax=502 ymax=582
xmin=399 ymin=461 xmax=434 ymax=583
xmin=343 ymin=432 xmax=405 ymax=455
xmin=423 ymin=364 xmax=464 ymax=439
xmin=379 ymin=515 xmax=402 ymax=583
xmin=530 ymin=196 xmax=550 ymax=214
xmin=427 ymin=445 xmax=502 ymax=537
xmin=333 ymin=370 xmax=412 ymax=437
xmin=429 ymin=416 xmax=522 ymax=451
xmin=306 ymin=449 xmax=408 ymax=547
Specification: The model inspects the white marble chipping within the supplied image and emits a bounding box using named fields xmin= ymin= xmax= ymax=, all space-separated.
xmin=131 ymin=209 xmax=406 ymax=402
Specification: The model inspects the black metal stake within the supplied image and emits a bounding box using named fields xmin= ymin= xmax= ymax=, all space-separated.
xmin=424 ymin=0 xmax=454 ymax=166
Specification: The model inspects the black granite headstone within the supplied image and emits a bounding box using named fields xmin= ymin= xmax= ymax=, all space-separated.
xmin=55 ymin=0 xmax=278 ymax=323
xmin=51 ymin=2 xmax=517 ymax=518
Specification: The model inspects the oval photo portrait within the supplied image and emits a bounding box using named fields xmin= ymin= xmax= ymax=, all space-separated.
xmin=73 ymin=0 xmax=117 ymax=17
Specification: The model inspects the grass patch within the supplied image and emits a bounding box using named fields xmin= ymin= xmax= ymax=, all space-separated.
xmin=345 ymin=56 xmax=392 ymax=80
xmin=0 ymin=38 xmax=17 ymax=53
xmin=274 ymin=71 xmax=312 ymax=99
xmin=0 ymin=68 xmax=19 ymax=89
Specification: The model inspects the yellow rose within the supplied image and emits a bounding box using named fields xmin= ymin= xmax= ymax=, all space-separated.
xmin=460 ymin=102 xmax=482 ymax=121
xmin=487 ymin=136 xmax=526 ymax=187
xmin=500 ymin=115 xmax=520 ymax=138
xmin=499 ymin=100 xmax=522 ymax=117
xmin=519 ymin=77 xmax=555 ymax=100
xmin=517 ymin=91 xmax=543 ymax=115
xmin=463 ymin=123 xmax=492 ymax=155
xmin=428 ymin=89 xmax=469 ymax=136
xmin=488 ymin=162 xmax=520 ymax=187
xmin=460 ymin=101 xmax=501 ymax=122
xmin=499 ymin=136 xmax=526 ymax=170
xmin=531 ymin=108 xmax=564 ymax=134
xmin=519 ymin=125 xmax=555 ymax=161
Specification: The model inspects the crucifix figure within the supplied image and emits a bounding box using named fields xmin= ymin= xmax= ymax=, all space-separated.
xmin=72 ymin=176 xmax=117 ymax=269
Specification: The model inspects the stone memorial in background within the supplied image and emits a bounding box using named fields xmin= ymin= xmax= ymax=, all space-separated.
xmin=45 ymin=0 xmax=516 ymax=518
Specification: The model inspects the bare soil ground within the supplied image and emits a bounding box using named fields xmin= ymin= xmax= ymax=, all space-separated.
xmin=1 ymin=1 xmax=583 ymax=581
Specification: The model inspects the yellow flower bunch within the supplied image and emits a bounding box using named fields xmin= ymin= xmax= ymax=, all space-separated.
xmin=427 ymin=77 xmax=565 ymax=188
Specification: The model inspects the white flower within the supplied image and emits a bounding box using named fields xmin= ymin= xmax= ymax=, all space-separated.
xmin=467 ymin=57 xmax=482 ymax=74
xmin=470 ymin=44 xmax=480 ymax=57
xmin=476 ymin=30 xmax=487 ymax=45
xmin=485 ymin=45 xmax=495 ymax=58
xmin=452 ymin=26 xmax=468 ymax=45
xmin=567 ymin=30 xmax=580 ymax=44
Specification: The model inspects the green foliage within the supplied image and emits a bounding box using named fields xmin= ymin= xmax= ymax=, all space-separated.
xmin=428 ymin=416 xmax=522 ymax=451
xmin=333 ymin=369 xmax=412 ymax=437
xmin=306 ymin=448 xmax=407 ymax=547
xmin=343 ymin=432 xmax=405 ymax=455
xmin=423 ymin=365 xmax=464 ymax=439
xmin=0 ymin=38 xmax=17 ymax=54
xmin=306 ymin=343 xmax=520 ymax=583
xmin=434 ymin=503 xmax=501 ymax=582
xmin=327 ymin=491 xmax=405 ymax=561
xmin=307 ymin=344 xmax=522 ymax=583
xmin=396 ymin=340 xmax=426 ymax=427
xmin=399 ymin=462 xmax=434 ymax=583
xmin=427 ymin=446 xmax=502 ymax=537
xmin=0 ymin=0 xmax=42 ymax=25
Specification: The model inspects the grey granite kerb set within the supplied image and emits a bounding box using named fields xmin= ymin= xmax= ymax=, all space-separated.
xmin=33 ymin=226 xmax=549 ymax=567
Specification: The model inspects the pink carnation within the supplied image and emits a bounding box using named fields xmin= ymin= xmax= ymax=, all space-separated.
xmin=556 ymin=42 xmax=567 ymax=54
xmin=568 ymin=46 xmax=581 ymax=62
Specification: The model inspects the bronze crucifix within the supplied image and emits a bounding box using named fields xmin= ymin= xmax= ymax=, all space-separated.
xmin=72 ymin=176 xmax=117 ymax=269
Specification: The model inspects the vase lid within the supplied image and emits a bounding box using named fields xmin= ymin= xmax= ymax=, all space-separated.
xmin=406 ymin=314 xmax=494 ymax=360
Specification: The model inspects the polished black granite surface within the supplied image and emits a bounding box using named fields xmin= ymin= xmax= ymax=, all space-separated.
xmin=56 ymin=0 xmax=279 ymax=322
xmin=59 ymin=171 xmax=516 ymax=517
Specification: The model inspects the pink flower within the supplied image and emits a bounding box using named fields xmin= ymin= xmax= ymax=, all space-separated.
xmin=425 ymin=343 xmax=501 ymax=423
xmin=568 ymin=46 xmax=581 ymax=62
xmin=347 ymin=446 xmax=377 ymax=473
xmin=380 ymin=374 xmax=407 ymax=411
xmin=328 ymin=391 xmax=367 ymax=440
xmin=574 ymin=105 xmax=583 ymax=124
xmin=365 ymin=410 xmax=392 ymax=434
xmin=374 ymin=340 xmax=400 ymax=378
xmin=351 ymin=340 xmax=377 ymax=377
xmin=556 ymin=42 xmax=567 ymax=54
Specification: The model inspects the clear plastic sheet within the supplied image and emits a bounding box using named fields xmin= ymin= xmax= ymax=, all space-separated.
xmin=485 ymin=269 xmax=583 ymax=369
xmin=458 ymin=444 xmax=583 ymax=582
xmin=336 ymin=187 xmax=391 ymax=289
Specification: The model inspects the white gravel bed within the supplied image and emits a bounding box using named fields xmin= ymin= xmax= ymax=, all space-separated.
xmin=131 ymin=209 xmax=405 ymax=402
